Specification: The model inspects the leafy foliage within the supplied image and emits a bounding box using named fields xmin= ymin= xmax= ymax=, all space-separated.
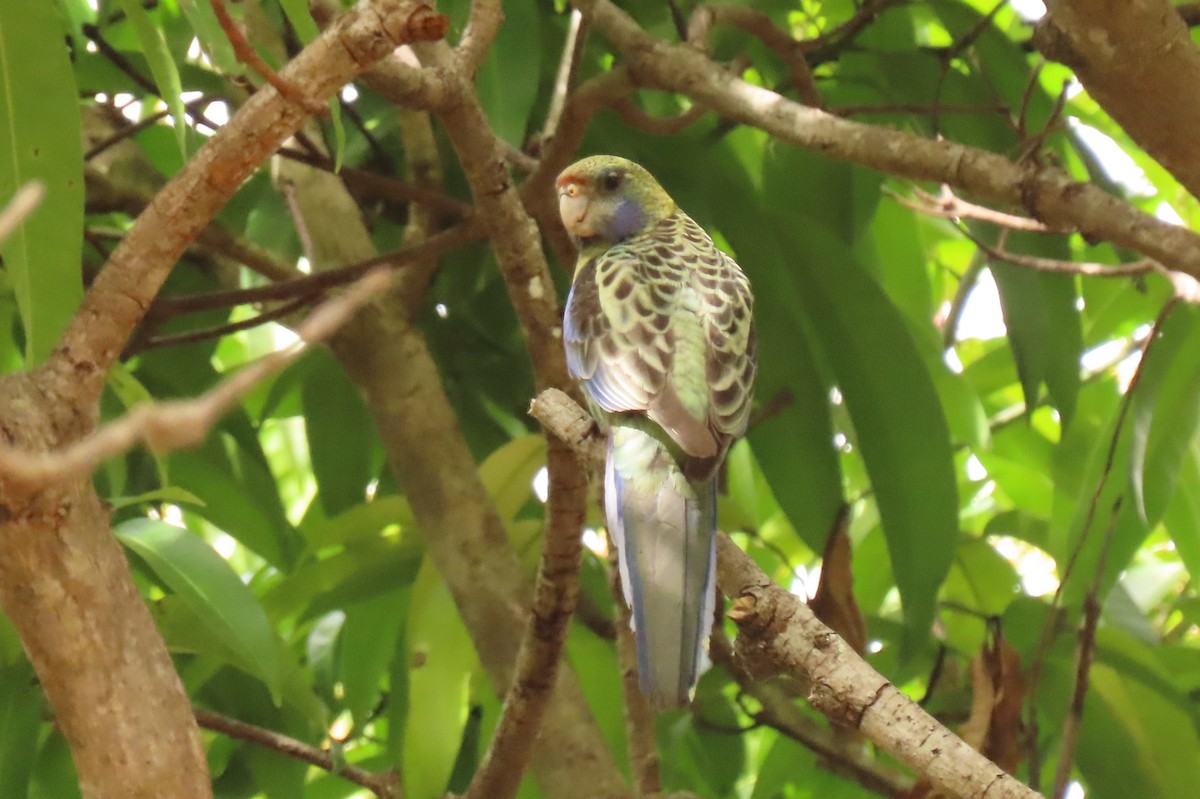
xmin=3 ymin=0 xmax=1200 ymax=797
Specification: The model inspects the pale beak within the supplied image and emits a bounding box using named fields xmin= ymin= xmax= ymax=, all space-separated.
xmin=558 ymin=183 xmax=593 ymax=236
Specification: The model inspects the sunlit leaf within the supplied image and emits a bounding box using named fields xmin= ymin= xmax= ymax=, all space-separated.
xmin=113 ymin=0 xmax=187 ymax=156
xmin=403 ymin=560 xmax=476 ymax=799
xmin=116 ymin=518 xmax=284 ymax=703
xmin=0 ymin=0 xmax=83 ymax=363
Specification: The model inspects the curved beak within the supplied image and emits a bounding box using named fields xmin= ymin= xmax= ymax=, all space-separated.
xmin=558 ymin=183 xmax=593 ymax=237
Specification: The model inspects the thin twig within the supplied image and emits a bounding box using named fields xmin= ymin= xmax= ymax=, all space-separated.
xmin=147 ymin=225 xmax=475 ymax=315
xmin=131 ymin=294 xmax=319 ymax=354
xmin=541 ymin=8 xmax=589 ymax=144
xmin=803 ymin=0 xmax=907 ymax=59
xmin=0 ymin=270 xmax=390 ymax=492
xmin=0 ymin=182 xmax=44 ymax=244
xmin=275 ymin=146 xmax=472 ymax=218
xmin=972 ymin=228 xmax=1161 ymax=277
xmin=210 ymin=0 xmax=327 ymax=114
xmin=611 ymin=568 xmax=661 ymax=797
xmin=610 ymin=97 xmax=709 ymax=135
xmin=687 ymin=4 xmax=822 ymax=106
xmin=834 ymin=102 xmax=1007 ymax=118
xmin=1051 ymin=498 xmax=1122 ymax=799
xmin=1024 ymin=297 xmax=1180 ymax=783
xmin=887 ymin=185 xmax=1052 ymax=232
xmin=85 ymin=96 xmax=220 ymax=160
xmin=194 ymin=707 xmax=401 ymax=799
xmin=964 ymin=227 xmax=1162 ymax=278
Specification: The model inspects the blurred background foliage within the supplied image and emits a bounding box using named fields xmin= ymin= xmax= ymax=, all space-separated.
xmin=2 ymin=0 xmax=1200 ymax=797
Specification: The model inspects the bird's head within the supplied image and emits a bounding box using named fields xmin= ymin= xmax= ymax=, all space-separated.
xmin=556 ymin=156 xmax=676 ymax=248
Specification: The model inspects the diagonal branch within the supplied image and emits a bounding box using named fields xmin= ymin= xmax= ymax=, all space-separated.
xmin=49 ymin=0 xmax=448 ymax=409
xmin=194 ymin=707 xmax=401 ymax=799
xmin=571 ymin=0 xmax=1200 ymax=281
xmin=0 ymin=271 xmax=390 ymax=493
xmin=530 ymin=387 xmax=1043 ymax=799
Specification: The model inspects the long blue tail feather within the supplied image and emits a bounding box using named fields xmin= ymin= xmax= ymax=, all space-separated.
xmin=605 ymin=425 xmax=717 ymax=707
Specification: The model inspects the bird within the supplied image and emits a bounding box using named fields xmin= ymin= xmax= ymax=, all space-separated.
xmin=557 ymin=155 xmax=757 ymax=707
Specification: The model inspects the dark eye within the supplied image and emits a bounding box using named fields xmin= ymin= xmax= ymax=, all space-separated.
xmin=600 ymin=170 xmax=623 ymax=192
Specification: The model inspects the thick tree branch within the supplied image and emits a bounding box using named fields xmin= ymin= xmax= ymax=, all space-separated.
xmin=571 ymin=0 xmax=1200 ymax=281
xmin=50 ymin=0 xmax=448 ymax=408
xmin=1033 ymin=0 xmax=1200 ymax=200
xmin=420 ymin=38 xmax=598 ymax=799
xmin=530 ymin=388 xmax=1041 ymax=799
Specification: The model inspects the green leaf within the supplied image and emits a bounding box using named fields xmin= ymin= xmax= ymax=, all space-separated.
xmin=0 ymin=660 xmax=43 ymax=799
xmin=178 ymin=0 xmax=239 ymax=73
xmin=403 ymin=560 xmax=476 ymax=799
xmin=479 ymin=435 xmax=546 ymax=522
xmin=116 ymin=518 xmax=284 ymax=703
xmin=0 ymin=0 xmax=83 ymax=363
xmin=1129 ymin=306 xmax=1200 ymax=524
xmin=302 ymin=350 xmax=378 ymax=516
xmin=1077 ymin=662 xmax=1200 ymax=799
xmin=108 ymin=485 xmax=206 ymax=510
xmin=340 ymin=589 xmax=407 ymax=726
xmin=791 ymin=222 xmax=959 ymax=643
xmin=475 ymin=0 xmax=540 ymax=146
xmin=113 ymin=0 xmax=187 ymax=157
xmin=303 ymin=495 xmax=415 ymax=555
xmin=989 ymin=233 xmax=1082 ymax=425
xmin=1165 ymin=439 xmax=1200 ymax=581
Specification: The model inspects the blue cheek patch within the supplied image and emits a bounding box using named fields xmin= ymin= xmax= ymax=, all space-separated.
xmin=607 ymin=199 xmax=646 ymax=241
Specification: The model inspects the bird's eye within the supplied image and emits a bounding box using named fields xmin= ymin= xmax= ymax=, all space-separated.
xmin=600 ymin=170 xmax=623 ymax=192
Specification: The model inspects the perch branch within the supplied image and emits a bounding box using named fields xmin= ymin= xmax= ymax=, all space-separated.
xmin=530 ymin=387 xmax=1042 ymax=799
xmin=423 ymin=36 xmax=594 ymax=799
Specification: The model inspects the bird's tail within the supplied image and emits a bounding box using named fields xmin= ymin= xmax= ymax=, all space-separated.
xmin=605 ymin=422 xmax=717 ymax=708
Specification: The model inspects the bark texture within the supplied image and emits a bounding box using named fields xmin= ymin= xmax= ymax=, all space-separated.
xmin=1035 ymin=0 xmax=1200 ymax=201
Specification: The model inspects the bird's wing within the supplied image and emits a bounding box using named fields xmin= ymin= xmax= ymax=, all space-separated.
xmin=565 ymin=214 xmax=754 ymax=459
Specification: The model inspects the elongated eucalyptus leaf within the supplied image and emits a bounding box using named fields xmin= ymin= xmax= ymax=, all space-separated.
xmin=302 ymin=350 xmax=378 ymax=516
xmin=403 ymin=560 xmax=475 ymax=799
xmin=116 ymin=518 xmax=284 ymax=703
xmin=340 ymin=589 xmax=408 ymax=726
xmin=787 ymin=221 xmax=958 ymax=644
xmin=113 ymin=0 xmax=187 ymax=157
xmin=0 ymin=661 xmax=42 ymax=799
xmin=1129 ymin=306 xmax=1200 ymax=524
xmin=0 ymin=0 xmax=83 ymax=363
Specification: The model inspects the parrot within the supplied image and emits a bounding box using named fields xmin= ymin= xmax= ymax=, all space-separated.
xmin=557 ymin=155 xmax=757 ymax=707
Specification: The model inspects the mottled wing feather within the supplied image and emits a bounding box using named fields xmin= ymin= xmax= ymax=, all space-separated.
xmin=565 ymin=213 xmax=756 ymax=457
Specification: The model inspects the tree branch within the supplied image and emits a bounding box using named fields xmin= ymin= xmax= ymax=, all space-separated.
xmin=194 ymin=707 xmax=402 ymax=799
xmin=529 ymin=387 xmax=1042 ymax=799
xmin=420 ymin=37 xmax=596 ymax=799
xmin=571 ymin=0 xmax=1200 ymax=282
xmin=50 ymin=0 xmax=448 ymax=409
xmin=0 ymin=270 xmax=389 ymax=493
xmin=1033 ymin=0 xmax=1200 ymax=200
